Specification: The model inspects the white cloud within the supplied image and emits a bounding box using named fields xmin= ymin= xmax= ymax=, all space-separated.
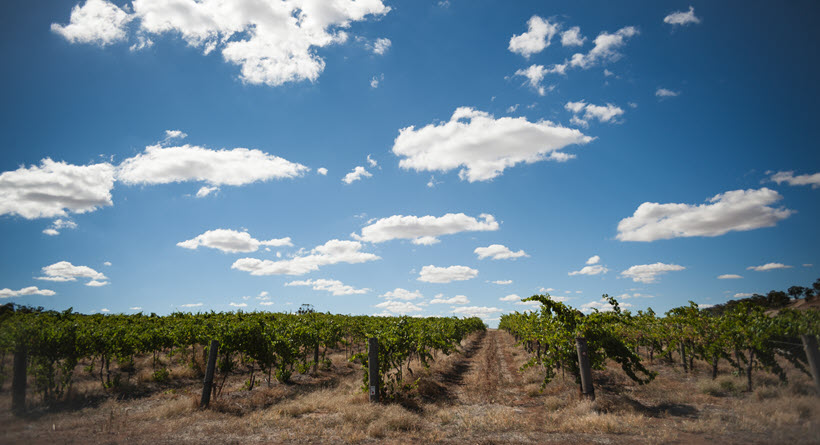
xmin=342 ymin=166 xmax=372 ymax=184
xmin=613 ymin=293 xmax=654 ymax=300
xmin=603 ymin=69 xmax=614 ymax=77
xmin=474 ymin=244 xmax=528 ymax=260
xmin=507 ymin=104 xmax=519 ymax=113
xmin=178 ymin=229 xmax=292 ymax=253
xmin=43 ymin=218 xmax=78 ymax=236
xmin=259 ymin=301 xmax=274 ymax=306
xmin=367 ymin=154 xmax=378 ymax=168
xmin=317 ymin=167 xmax=328 ymax=175
xmin=371 ymin=37 xmax=391 ymax=55
xmin=285 ymin=278 xmax=369 ymax=296
xmin=195 ymin=186 xmax=219 ymax=198
xmin=37 ymin=261 xmax=108 ymax=285
xmin=564 ymin=101 xmax=625 ymax=127
xmin=55 ymin=0 xmax=391 ymax=87
xmin=380 ymin=288 xmax=424 ymax=300
xmin=617 ymin=188 xmax=793 ymax=242
xmin=805 ymin=264 xmax=814 ymax=267
xmin=499 ymin=294 xmax=521 ymax=302
xmin=430 ymin=295 xmax=469 ymax=305
xmin=561 ymin=26 xmax=586 ymax=47
xmin=232 ymin=239 xmax=380 ymax=276
xmin=418 ymin=265 xmax=478 ymax=283
xmin=747 ymin=263 xmax=792 ymax=272
xmin=515 ymin=300 xmax=541 ymax=307
xmin=656 ymin=88 xmax=680 ymax=98
xmin=698 ymin=304 xmax=714 ymax=309
xmin=374 ymin=300 xmax=422 ymax=314
xmin=509 ymin=15 xmax=558 ymax=58
xmin=229 ymin=302 xmax=248 ymax=308
xmin=492 ymin=280 xmax=513 ymax=285
xmin=450 ymin=306 xmax=502 ymax=318
xmin=770 ymin=171 xmax=820 ymax=189
xmin=86 ymin=280 xmax=109 ymax=287
xmin=353 ymin=213 xmax=499 ymax=245
xmin=569 ymin=26 xmax=638 ymax=70
xmin=0 ymin=159 xmax=115 ymax=219
xmin=129 ymin=306 xmax=142 ymax=310
xmin=100 ymin=308 xmax=110 ymax=313
xmin=118 ymin=143 xmax=308 ymax=186
xmin=50 ymin=0 xmax=131 ymax=46
xmin=540 ymin=287 xmax=555 ymax=293
xmin=569 ymin=265 xmax=608 ymax=276
xmin=392 ymin=107 xmax=592 ymax=182
xmin=586 ymin=255 xmax=600 ymax=265
xmin=103 ymin=261 xmax=112 ymax=266
xmin=514 ymin=64 xmax=562 ymax=96
xmin=129 ymin=34 xmax=153 ymax=52
xmin=664 ymin=6 xmax=701 ymax=26
xmin=718 ymin=274 xmax=743 ymax=279
xmin=621 ymin=262 xmax=685 ymax=283
xmin=164 ymin=129 xmax=187 ymax=140
xmin=370 ymin=74 xmax=382 ymax=89
xmin=180 ymin=303 xmax=203 ymax=308
xmin=0 ymin=286 xmax=56 ymax=298
xmin=734 ymin=293 xmax=753 ymax=298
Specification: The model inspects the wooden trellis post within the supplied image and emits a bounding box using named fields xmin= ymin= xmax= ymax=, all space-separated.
xmin=368 ymin=338 xmax=380 ymax=403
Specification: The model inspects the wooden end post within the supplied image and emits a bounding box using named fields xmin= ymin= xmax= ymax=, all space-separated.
xmin=368 ymin=338 xmax=380 ymax=403
xmin=200 ymin=340 xmax=219 ymax=408
xmin=801 ymin=334 xmax=820 ymax=395
xmin=12 ymin=345 xmax=26 ymax=414
xmin=576 ymin=337 xmax=595 ymax=401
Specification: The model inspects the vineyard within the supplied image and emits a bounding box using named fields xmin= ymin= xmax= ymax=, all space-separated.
xmin=0 ymin=282 xmax=818 ymax=444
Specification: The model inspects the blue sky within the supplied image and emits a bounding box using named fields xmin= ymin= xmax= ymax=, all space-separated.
xmin=1 ymin=1 xmax=818 ymax=325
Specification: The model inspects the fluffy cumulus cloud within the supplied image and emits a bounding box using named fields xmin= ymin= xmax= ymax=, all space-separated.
xmin=656 ymin=88 xmax=680 ymax=98
xmin=418 ymin=265 xmax=478 ymax=283
xmin=317 ymin=167 xmax=328 ymax=176
xmin=178 ymin=229 xmax=292 ymax=253
xmin=621 ymin=262 xmax=685 ymax=283
xmin=0 ymin=159 xmax=116 ymax=219
xmin=374 ymin=300 xmax=422 ymax=315
xmin=474 ymin=244 xmax=528 ymax=260
xmin=342 ymin=166 xmax=373 ymax=184
xmin=514 ymin=64 xmax=562 ymax=96
xmin=718 ymin=274 xmax=743 ymax=279
xmin=569 ymin=26 xmax=638 ymax=70
xmin=380 ymin=288 xmax=423 ymax=300
xmin=561 ymin=26 xmax=586 ymax=47
xmin=51 ymin=0 xmax=131 ymax=46
xmin=43 ymin=219 xmax=78 ymax=236
xmin=617 ymin=188 xmax=793 ymax=242
xmin=180 ymin=303 xmax=203 ymax=308
xmin=370 ymin=37 xmax=391 ymax=55
xmin=36 ymin=261 xmax=108 ymax=285
xmin=492 ymin=280 xmax=513 ymax=285
xmin=664 ymin=6 xmax=701 ymax=26
xmin=770 ymin=171 xmax=820 ymax=189
xmin=195 ymin=186 xmax=219 ymax=198
xmin=564 ymin=101 xmax=624 ymax=127
xmin=734 ymin=293 xmax=753 ymax=299
xmin=392 ymin=107 xmax=592 ymax=182
xmin=429 ymin=294 xmax=469 ymax=305
xmin=354 ymin=213 xmax=498 ymax=245
xmin=747 ymin=263 xmax=792 ymax=272
xmin=499 ymin=294 xmax=521 ymax=302
xmin=569 ymin=265 xmax=608 ymax=276
xmin=451 ymin=306 xmax=502 ymax=318
xmin=285 ymin=279 xmax=369 ymax=296
xmin=53 ymin=0 xmax=390 ymax=87
xmin=509 ymin=15 xmax=559 ymax=58
xmin=232 ymin=239 xmax=379 ymax=276
xmin=586 ymin=255 xmax=600 ymax=265
xmin=0 ymin=286 xmax=57 ymax=298
xmin=117 ymin=144 xmax=308 ymax=186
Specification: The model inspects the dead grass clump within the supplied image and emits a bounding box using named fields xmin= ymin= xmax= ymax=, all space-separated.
xmin=735 ymin=396 xmax=820 ymax=432
xmin=544 ymin=399 xmax=648 ymax=434
xmin=366 ymin=405 xmax=421 ymax=438
xmin=696 ymin=375 xmax=745 ymax=397
xmin=449 ymin=405 xmax=528 ymax=433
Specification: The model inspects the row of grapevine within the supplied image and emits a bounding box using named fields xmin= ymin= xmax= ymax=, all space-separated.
xmin=0 ymin=305 xmax=484 ymax=404
xmin=500 ymin=292 xmax=820 ymax=394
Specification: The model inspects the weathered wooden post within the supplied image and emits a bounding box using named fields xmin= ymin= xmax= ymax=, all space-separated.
xmin=12 ymin=345 xmax=27 ymax=414
xmin=200 ymin=340 xmax=219 ymax=408
xmin=368 ymin=338 xmax=380 ymax=403
xmin=801 ymin=334 xmax=820 ymax=395
xmin=313 ymin=342 xmax=320 ymax=375
xmin=575 ymin=337 xmax=595 ymax=401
